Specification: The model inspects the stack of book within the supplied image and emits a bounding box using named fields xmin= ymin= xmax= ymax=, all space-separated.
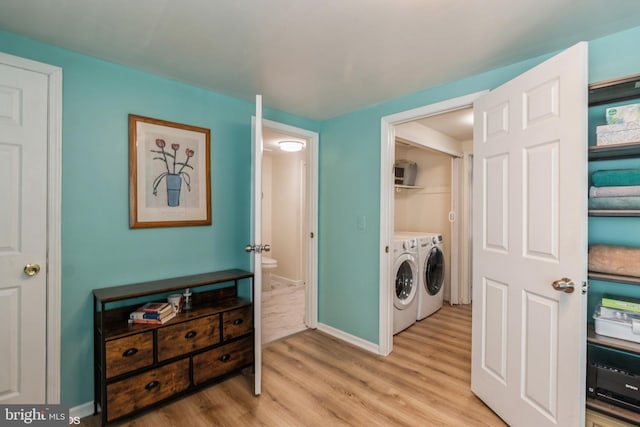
xmin=129 ymin=302 xmax=176 ymax=325
xmin=602 ymin=294 xmax=640 ymax=314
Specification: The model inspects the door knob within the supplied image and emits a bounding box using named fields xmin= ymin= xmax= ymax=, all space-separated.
xmin=245 ymin=244 xmax=263 ymax=253
xmin=551 ymin=277 xmax=574 ymax=293
xmin=24 ymin=263 xmax=41 ymax=277
xmin=245 ymin=244 xmax=270 ymax=253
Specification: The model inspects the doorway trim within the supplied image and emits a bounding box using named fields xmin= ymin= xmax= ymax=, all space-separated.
xmin=379 ymin=91 xmax=486 ymax=355
xmin=0 ymin=51 xmax=62 ymax=402
xmin=262 ymin=119 xmax=319 ymax=328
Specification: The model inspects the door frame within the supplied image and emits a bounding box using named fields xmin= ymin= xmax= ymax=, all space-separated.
xmin=262 ymin=119 xmax=319 ymax=329
xmin=0 ymin=51 xmax=62 ymax=403
xmin=379 ymin=91 xmax=485 ymax=355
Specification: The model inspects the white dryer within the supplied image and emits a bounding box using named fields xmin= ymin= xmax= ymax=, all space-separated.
xmin=396 ymin=231 xmax=445 ymax=319
xmin=415 ymin=233 xmax=445 ymax=319
xmin=392 ymin=236 xmax=418 ymax=334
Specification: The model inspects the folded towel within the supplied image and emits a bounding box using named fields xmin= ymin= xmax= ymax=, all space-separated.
xmin=592 ymin=169 xmax=640 ymax=187
xmin=588 ymin=244 xmax=640 ymax=277
xmin=590 ymin=185 xmax=640 ymax=197
xmin=588 ymin=196 xmax=640 ymax=209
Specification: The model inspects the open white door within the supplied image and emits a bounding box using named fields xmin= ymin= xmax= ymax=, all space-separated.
xmin=471 ymin=42 xmax=588 ymax=426
xmin=249 ymin=95 xmax=263 ymax=395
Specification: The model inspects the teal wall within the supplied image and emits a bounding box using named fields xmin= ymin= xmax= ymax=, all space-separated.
xmin=3 ymin=23 xmax=640 ymax=410
xmin=0 ymin=30 xmax=319 ymax=407
xmin=317 ymin=26 xmax=640 ymax=343
xmin=317 ymin=56 xmax=549 ymax=343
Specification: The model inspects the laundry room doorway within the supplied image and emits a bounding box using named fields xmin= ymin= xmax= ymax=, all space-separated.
xmin=379 ymin=91 xmax=485 ymax=354
xmin=394 ymin=126 xmax=464 ymax=307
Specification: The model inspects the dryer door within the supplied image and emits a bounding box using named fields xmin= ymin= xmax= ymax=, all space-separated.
xmin=424 ymin=246 xmax=444 ymax=296
xmin=394 ymin=254 xmax=417 ymax=309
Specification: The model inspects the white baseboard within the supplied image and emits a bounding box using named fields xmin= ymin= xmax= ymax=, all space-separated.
xmin=316 ymin=322 xmax=382 ymax=355
xmin=71 ymin=401 xmax=95 ymax=420
xmin=270 ymin=274 xmax=303 ymax=287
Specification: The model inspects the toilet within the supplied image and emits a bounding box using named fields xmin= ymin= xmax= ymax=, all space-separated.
xmin=262 ymin=256 xmax=278 ymax=289
xmin=262 ymin=256 xmax=278 ymax=269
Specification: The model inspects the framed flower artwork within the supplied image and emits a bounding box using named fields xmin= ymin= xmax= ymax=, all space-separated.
xmin=129 ymin=114 xmax=211 ymax=228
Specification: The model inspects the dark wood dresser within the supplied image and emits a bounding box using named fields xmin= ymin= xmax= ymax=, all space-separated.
xmin=93 ymin=270 xmax=254 ymax=424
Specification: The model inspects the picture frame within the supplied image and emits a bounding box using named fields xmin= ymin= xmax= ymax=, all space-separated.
xmin=129 ymin=114 xmax=211 ymax=228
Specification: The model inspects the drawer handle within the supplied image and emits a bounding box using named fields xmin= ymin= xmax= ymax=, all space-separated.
xmin=233 ymin=319 xmax=243 ymax=325
xmin=219 ymin=354 xmax=231 ymax=362
xmin=145 ymin=380 xmax=159 ymax=391
xmin=184 ymin=330 xmax=197 ymax=339
xmin=122 ymin=348 xmax=138 ymax=357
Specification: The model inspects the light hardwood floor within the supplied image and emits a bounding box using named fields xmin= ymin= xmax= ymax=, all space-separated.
xmin=81 ymin=304 xmax=505 ymax=426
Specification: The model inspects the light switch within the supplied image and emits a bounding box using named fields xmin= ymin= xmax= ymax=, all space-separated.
xmin=356 ymin=215 xmax=366 ymax=231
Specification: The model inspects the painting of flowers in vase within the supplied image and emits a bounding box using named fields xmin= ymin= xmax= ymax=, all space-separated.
xmin=152 ymin=139 xmax=195 ymax=207
xmin=129 ymin=114 xmax=211 ymax=228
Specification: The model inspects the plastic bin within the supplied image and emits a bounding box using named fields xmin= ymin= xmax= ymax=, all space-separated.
xmin=593 ymin=305 xmax=640 ymax=343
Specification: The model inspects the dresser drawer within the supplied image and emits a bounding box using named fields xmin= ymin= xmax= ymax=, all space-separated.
xmin=222 ymin=305 xmax=252 ymax=340
xmin=106 ymin=358 xmax=189 ymax=422
xmin=192 ymin=336 xmax=253 ymax=385
xmin=105 ymin=331 xmax=153 ymax=378
xmin=157 ymin=315 xmax=220 ymax=361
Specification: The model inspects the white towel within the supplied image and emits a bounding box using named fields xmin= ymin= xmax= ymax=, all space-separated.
xmin=589 ymin=185 xmax=640 ymax=197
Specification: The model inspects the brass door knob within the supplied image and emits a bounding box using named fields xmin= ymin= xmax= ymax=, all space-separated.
xmin=551 ymin=277 xmax=574 ymax=293
xmin=24 ymin=263 xmax=41 ymax=277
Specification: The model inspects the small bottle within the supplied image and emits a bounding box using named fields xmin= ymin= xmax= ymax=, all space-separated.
xmin=183 ymin=288 xmax=192 ymax=311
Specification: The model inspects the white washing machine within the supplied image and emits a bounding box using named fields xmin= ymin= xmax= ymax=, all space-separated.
xmin=397 ymin=231 xmax=445 ymax=319
xmin=392 ymin=236 xmax=419 ymax=334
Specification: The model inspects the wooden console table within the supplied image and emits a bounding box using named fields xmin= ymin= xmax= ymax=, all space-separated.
xmin=93 ymin=269 xmax=254 ymax=424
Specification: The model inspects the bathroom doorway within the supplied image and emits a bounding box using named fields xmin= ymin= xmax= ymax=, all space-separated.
xmin=261 ymin=120 xmax=318 ymax=344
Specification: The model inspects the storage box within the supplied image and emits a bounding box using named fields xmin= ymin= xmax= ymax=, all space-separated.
xmin=593 ymin=305 xmax=640 ymax=343
xmin=606 ymin=103 xmax=640 ymax=124
xmin=596 ymin=121 xmax=640 ymax=146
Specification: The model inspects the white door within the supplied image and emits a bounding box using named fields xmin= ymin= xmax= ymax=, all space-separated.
xmin=249 ymin=94 xmax=263 ymax=395
xmin=0 ymin=62 xmax=48 ymax=403
xmin=471 ymin=42 xmax=587 ymax=426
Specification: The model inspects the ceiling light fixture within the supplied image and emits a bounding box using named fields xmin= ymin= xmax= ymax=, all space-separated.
xmin=463 ymin=110 xmax=474 ymax=126
xmin=279 ymin=140 xmax=304 ymax=152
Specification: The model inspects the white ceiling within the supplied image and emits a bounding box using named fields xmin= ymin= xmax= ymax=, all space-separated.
xmin=415 ymin=107 xmax=474 ymax=141
xmin=2 ymin=1 xmax=640 ymax=120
